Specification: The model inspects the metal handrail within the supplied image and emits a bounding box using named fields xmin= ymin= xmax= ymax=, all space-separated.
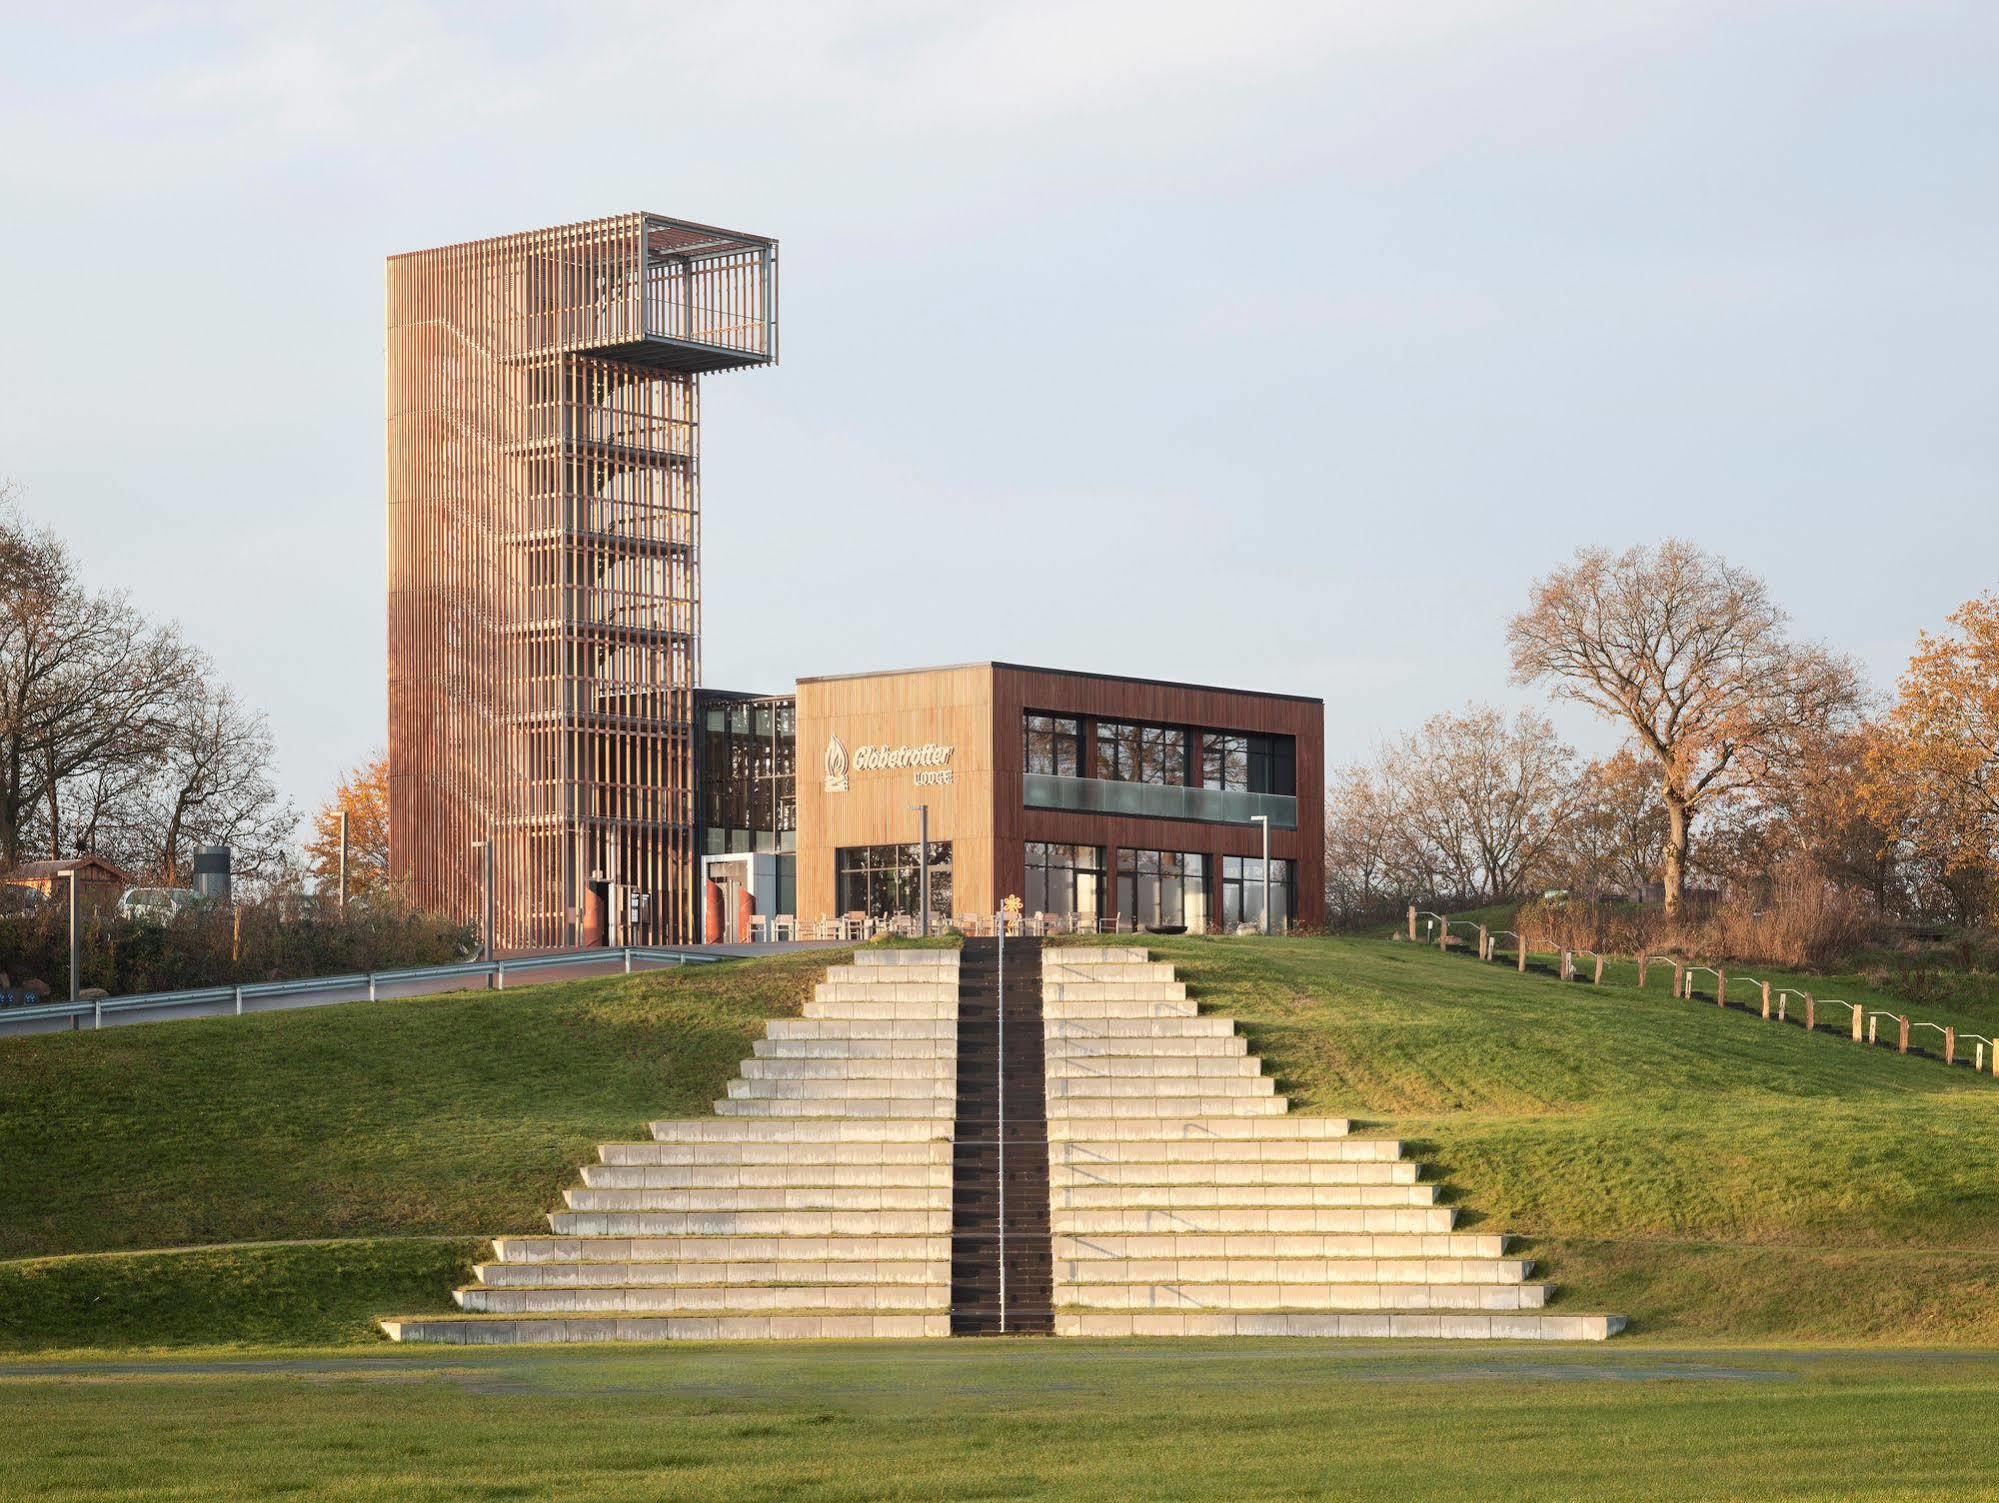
xmin=0 ymin=946 xmax=720 ymax=1032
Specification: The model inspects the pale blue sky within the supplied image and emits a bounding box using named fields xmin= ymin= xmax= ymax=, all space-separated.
xmin=1 ymin=1 xmax=1993 ymax=813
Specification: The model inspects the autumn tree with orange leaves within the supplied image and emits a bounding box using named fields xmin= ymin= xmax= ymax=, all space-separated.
xmin=303 ymin=752 xmax=391 ymax=906
xmin=1860 ymin=595 xmax=1999 ymax=926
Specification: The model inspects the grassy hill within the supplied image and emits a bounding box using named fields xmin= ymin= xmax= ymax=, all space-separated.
xmin=4 ymin=933 xmax=1997 ymax=1350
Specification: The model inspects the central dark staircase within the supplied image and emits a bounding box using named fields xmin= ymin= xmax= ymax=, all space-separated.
xmin=949 ymin=937 xmax=1054 ymax=1335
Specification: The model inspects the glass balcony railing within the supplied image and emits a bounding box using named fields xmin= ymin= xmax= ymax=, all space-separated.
xmin=1023 ymin=774 xmax=1297 ymax=830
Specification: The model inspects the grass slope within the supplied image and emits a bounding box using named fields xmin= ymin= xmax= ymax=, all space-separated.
xmin=7 ymin=1344 xmax=1999 ymax=1502
xmin=5 ymin=932 xmax=1999 ymax=1350
xmin=1116 ymin=933 xmax=1999 ymax=1342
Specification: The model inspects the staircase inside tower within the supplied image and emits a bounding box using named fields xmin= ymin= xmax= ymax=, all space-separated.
xmin=949 ymin=937 xmax=1055 ymax=1335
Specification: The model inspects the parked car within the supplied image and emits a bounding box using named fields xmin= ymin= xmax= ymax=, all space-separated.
xmin=0 ymin=885 xmax=46 ymax=916
xmin=117 ymin=887 xmax=202 ymax=923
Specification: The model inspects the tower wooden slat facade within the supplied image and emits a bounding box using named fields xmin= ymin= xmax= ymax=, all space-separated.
xmin=387 ymin=213 xmax=776 ymax=950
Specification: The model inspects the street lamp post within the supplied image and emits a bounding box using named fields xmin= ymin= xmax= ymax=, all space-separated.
xmin=1249 ymin=814 xmax=1272 ymax=936
xmin=908 ymin=803 xmax=930 ymax=937
xmin=61 ymin=869 xmax=80 ymax=1009
xmin=471 ymin=837 xmax=495 ymax=964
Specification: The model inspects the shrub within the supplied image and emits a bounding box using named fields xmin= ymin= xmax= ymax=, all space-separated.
xmin=0 ymin=897 xmax=476 ymax=998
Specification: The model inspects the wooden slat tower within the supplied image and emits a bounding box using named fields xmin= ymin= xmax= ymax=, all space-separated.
xmin=387 ymin=213 xmax=777 ymax=948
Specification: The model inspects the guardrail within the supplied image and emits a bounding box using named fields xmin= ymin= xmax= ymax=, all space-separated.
xmin=0 ymin=946 xmax=722 ymax=1036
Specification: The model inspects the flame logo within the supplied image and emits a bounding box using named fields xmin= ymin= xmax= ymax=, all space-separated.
xmin=824 ymin=735 xmax=850 ymax=793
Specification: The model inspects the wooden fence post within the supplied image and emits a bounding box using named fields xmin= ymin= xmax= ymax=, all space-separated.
xmin=1945 ymin=1027 xmax=1955 ymax=1067
xmin=1672 ymin=960 xmax=1685 ymax=998
xmin=1637 ymin=955 xmax=1648 ymax=988
xmin=1804 ymin=992 xmax=1814 ymax=1033
xmin=1477 ymin=925 xmax=1489 ymax=961
xmin=1593 ymin=953 xmax=1604 ymax=985
xmin=1760 ymin=981 xmax=1771 ymax=1020
xmin=1852 ymin=1006 xmax=1864 ymax=1042
xmin=1560 ymin=950 xmax=1574 ymax=982
xmin=1407 ymin=905 xmax=1417 ymax=942
xmin=1898 ymin=1016 xmax=1910 ymax=1054
xmin=1777 ymin=990 xmax=1787 ymax=1023
xmin=1517 ymin=934 xmax=1527 ymax=972
xmin=1439 ymin=918 xmax=1449 ymax=952
xmin=1716 ymin=968 xmax=1727 ymax=1008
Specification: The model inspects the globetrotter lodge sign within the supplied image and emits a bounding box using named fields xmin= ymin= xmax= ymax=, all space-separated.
xmin=824 ymin=734 xmax=955 ymax=792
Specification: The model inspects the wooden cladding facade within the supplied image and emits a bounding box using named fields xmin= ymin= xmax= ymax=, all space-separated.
xmin=387 ymin=214 xmax=775 ymax=950
xmin=794 ymin=664 xmax=1324 ymax=927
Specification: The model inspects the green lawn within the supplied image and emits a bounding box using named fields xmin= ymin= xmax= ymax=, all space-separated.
xmin=6 ymin=1342 xmax=1999 ymax=1502
xmin=4 ymin=932 xmax=1999 ymax=1351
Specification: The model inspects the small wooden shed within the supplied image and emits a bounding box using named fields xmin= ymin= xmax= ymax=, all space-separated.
xmin=3 ymin=857 xmax=134 ymax=914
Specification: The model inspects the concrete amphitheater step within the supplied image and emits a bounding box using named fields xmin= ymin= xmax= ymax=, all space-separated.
xmin=1045 ymin=1055 xmax=1264 ymax=1079
xmin=1055 ymin=1256 xmax=1534 ymax=1286
xmin=455 ymin=1282 xmax=952 ymax=1314
xmin=1053 ymin=1311 xmax=1626 ymax=1340
xmin=579 ymin=1164 xmax=953 ymax=1190
xmin=379 ymin=1313 xmax=952 ymax=1343
xmin=1048 ymin=1183 xmax=1439 ymax=1210
xmin=1047 ymin=1115 xmax=1348 ymax=1140
xmin=493 ymin=1234 xmax=953 ymax=1264
xmin=1049 ymin=1136 xmax=1395 ymax=1164
xmin=765 ymin=1019 xmax=957 ymax=1041
xmin=712 ymin=1098 xmax=956 ymax=1118
xmin=738 ymin=1059 xmax=957 ymax=1082
xmin=1041 ymin=997 xmax=1198 ymax=1019
xmin=1044 ymin=1034 xmax=1248 ymax=1057
xmin=648 ymin=1117 xmax=951 ymax=1141
xmin=549 ymin=1210 xmax=954 ymax=1237
xmin=563 ymin=1187 xmax=952 ymax=1213
xmin=754 ymin=1037 xmax=960 ymax=1059
xmin=599 ymin=1140 xmax=953 ymax=1167
xmin=1050 ymin=1206 xmax=1457 ymax=1235
xmin=1049 ymin=1231 xmax=1510 ymax=1261
xmin=1059 ymin=1281 xmax=1552 ymax=1312
xmin=1044 ymin=1016 xmax=1237 ymax=1039
xmin=1048 ymin=1158 xmax=1420 ymax=1187
xmin=473 ymin=1257 xmax=949 ymax=1288
xmin=1046 ymin=1095 xmax=1290 ymax=1118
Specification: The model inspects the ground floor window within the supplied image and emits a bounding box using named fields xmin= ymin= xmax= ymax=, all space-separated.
xmin=1116 ymin=849 xmax=1208 ymax=931
xmin=1025 ymin=842 xmax=1104 ymax=920
xmin=836 ymin=842 xmax=952 ymax=925
xmin=1222 ymin=855 xmax=1293 ymax=932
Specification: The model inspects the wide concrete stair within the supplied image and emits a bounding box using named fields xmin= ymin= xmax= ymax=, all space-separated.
xmin=1042 ymin=948 xmax=1625 ymax=1341
xmin=379 ymin=950 xmax=958 ymax=1343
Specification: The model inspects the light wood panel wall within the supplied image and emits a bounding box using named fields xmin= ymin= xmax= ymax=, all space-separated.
xmin=387 ymin=214 xmax=775 ymax=950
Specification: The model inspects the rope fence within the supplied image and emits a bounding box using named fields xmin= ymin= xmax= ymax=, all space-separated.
xmin=1404 ymin=903 xmax=1996 ymax=1081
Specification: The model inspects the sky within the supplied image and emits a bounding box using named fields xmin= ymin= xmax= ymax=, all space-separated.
xmin=1 ymin=1 xmax=1994 ymax=819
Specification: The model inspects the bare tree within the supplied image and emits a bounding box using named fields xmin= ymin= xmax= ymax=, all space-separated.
xmin=126 ymin=672 xmax=298 ymax=889
xmin=1323 ymin=762 xmax=1407 ymax=924
xmin=1508 ymin=540 xmax=1861 ymax=915
xmin=0 ymin=490 xmax=196 ymax=865
xmin=1394 ymin=705 xmax=1575 ymax=903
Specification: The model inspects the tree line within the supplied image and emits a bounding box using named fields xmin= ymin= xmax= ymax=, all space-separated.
xmin=0 ymin=482 xmax=296 ymax=890
xmin=1328 ymin=540 xmax=1999 ymax=934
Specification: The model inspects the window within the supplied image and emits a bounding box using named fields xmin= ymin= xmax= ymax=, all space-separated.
xmin=1203 ymin=732 xmax=1296 ymax=795
xmin=836 ymin=843 xmax=953 ymax=925
xmin=1097 ymin=721 xmax=1188 ymax=786
xmin=1025 ymin=843 xmax=1105 ymax=920
xmin=1116 ymin=849 xmax=1208 ymax=931
xmin=1222 ymin=856 xmax=1294 ymax=933
xmin=701 ymin=695 xmax=797 ymax=854
xmin=1024 ymin=714 xmax=1081 ymax=777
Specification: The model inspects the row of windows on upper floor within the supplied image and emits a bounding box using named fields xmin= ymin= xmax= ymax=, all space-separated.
xmin=1022 ymin=713 xmax=1297 ymax=797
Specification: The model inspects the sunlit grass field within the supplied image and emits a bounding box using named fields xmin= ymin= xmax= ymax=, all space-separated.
xmin=8 ymin=1342 xmax=1999 ymax=1502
